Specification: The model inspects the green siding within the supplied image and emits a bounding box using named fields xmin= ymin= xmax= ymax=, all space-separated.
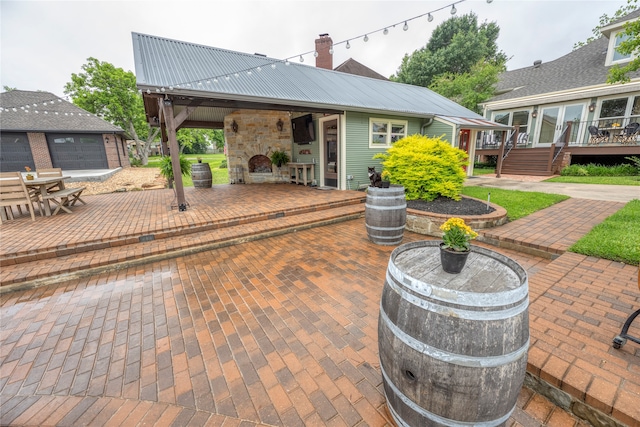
xmin=424 ymin=120 xmax=454 ymax=145
xmin=344 ymin=111 xmax=422 ymax=189
xmin=291 ymin=113 xmax=321 ymax=183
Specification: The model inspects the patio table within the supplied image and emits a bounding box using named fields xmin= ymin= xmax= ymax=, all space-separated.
xmin=25 ymin=176 xmax=69 ymax=216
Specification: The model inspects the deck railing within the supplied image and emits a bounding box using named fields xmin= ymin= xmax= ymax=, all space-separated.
xmin=476 ymin=117 xmax=640 ymax=149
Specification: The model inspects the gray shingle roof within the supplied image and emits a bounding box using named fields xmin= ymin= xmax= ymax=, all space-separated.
xmin=132 ymin=32 xmax=484 ymax=120
xmin=0 ymin=90 xmax=124 ymax=133
xmin=488 ymin=10 xmax=640 ymax=104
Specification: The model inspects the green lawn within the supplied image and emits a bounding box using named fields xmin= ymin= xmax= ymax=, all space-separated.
xmin=145 ymin=154 xmax=229 ymax=186
xmin=569 ymin=199 xmax=640 ymax=266
xmin=472 ymin=167 xmax=496 ymax=176
xmin=544 ymin=175 xmax=640 ymax=185
xmin=461 ymin=186 xmax=569 ymax=221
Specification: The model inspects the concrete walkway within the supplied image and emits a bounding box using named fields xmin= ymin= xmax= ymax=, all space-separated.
xmin=0 ymin=184 xmax=638 ymax=426
xmin=466 ymin=175 xmax=639 ymax=202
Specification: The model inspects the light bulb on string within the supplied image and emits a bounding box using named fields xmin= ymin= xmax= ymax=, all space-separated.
xmin=383 ymin=28 xmax=388 ymax=35
xmin=256 ymin=67 xmax=261 ymax=72
xmin=299 ymin=55 xmax=304 ymax=63
xmin=486 ymin=0 xmax=493 ymax=2
xmin=428 ymin=13 xmax=433 ymax=22
xmin=285 ymin=59 xmax=290 ymax=66
xmin=363 ymin=34 xmax=369 ymax=42
xmin=234 ymin=73 xmax=239 ymax=78
xmin=247 ymin=70 xmax=252 ymax=76
xmin=403 ymin=21 xmax=409 ymax=31
xmin=451 ymin=4 xmax=457 ymax=14
xmin=346 ymin=40 xmax=351 ymax=49
xmin=169 ymin=86 xmax=174 ymax=90
xmin=213 ymin=78 xmax=218 ymax=83
xmin=313 ymin=51 xmax=318 ymax=58
xmin=225 ymin=76 xmax=230 ymax=80
xmin=271 ymin=63 xmax=276 ymax=69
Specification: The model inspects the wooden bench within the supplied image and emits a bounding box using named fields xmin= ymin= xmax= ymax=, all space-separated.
xmin=42 ymin=187 xmax=86 ymax=215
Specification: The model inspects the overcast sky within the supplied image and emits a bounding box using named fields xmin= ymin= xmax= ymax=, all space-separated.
xmin=0 ymin=0 xmax=625 ymax=98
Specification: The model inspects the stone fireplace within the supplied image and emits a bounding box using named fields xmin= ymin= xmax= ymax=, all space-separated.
xmin=248 ymin=155 xmax=272 ymax=173
xmin=224 ymin=109 xmax=292 ymax=184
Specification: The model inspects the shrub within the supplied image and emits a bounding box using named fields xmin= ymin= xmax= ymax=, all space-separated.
xmin=159 ymin=154 xmax=191 ymax=182
xmin=129 ymin=157 xmax=142 ymax=167
xmin=625 ymin=156 xmax=640 ymax=173
xmin=561 ymin=163 xmax=637 ymax=176
xmin=219 ymin=159 xmax=228 ymax=169
xmin=373 ymin=134 xmax=468 ymax=201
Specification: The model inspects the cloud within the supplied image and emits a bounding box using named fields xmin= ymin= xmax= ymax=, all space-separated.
xmin=0 ymin=0 xmax=621 ymax=96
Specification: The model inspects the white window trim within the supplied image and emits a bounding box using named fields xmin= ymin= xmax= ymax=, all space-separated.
xmin=605 ymin=29 xmax=634 ymax=66
xmin=369 ymin=118 xmax=408 ymax=148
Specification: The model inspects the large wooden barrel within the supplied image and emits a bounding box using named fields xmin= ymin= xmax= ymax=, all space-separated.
xmin=191 ymin=163 xmax=212 ymax=188
xmin=365 ymin=185 xmax=406 ymax=246
xmin=378 ymin=241 xmax=529 ymax=427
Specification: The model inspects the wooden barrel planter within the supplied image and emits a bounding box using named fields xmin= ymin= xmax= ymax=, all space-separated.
xmin=378 ymin=241 xmax=529 ymax=427
xmin=191 ymin=163 xmax=212 ymax=188
xmin=365 ymin=185 xmax=406 ymax=246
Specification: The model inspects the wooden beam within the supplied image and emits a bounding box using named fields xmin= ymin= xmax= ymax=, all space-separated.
xmin=160 ymin=99 xmax=187 ymax=211
xmin=177 ymin=120 xmax=224 ymax=130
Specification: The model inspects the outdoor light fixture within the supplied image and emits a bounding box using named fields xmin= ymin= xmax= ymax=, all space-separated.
xmin=105 ymin=136 xmax=110 ymax=143
xmin=428 ymin=13 xmax=434 ymax=22
xmin=276 ymin=119 xmax=284 ymax=132
xmin=163 ymin=97 xmax=172 ymax=106
xmin=450 ymin=4 xmax=457 ymax=14
xmin=589 ymin=102 xmax=596 ymax=112
xmin=231 ymin=120 xmax=239 ymax=133
xmin=532 ymin=109 xmax=538 ymax=118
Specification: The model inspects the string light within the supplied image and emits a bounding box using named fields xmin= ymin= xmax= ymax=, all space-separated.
xmin=142 ymin=0 xmax=480 ymax=91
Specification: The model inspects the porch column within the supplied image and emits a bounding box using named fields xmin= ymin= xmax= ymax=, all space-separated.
xmin=161 ymin=99 xmax=187 ymax=211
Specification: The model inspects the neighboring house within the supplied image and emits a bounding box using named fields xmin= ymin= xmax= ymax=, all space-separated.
xmin=0 ymin=90 xmax=129 ymax=172
xmin=132 ymin=32 xmax=508 ymax=193
xmin=479 ymin=9 xmax=640 ymax=175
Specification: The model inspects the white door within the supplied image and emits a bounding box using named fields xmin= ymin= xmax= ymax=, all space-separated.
xmin=536 ymin=104 xmax=586 ymax=145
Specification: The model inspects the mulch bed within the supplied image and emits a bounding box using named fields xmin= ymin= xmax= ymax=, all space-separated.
xmin=406 ymin=196 xmax=495 ymax=216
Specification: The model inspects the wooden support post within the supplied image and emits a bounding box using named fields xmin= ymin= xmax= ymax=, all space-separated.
xmin=496 ymin=130 xmax=506 ymax=178
xmin=161 ymin=100 xmax=187 ymax=211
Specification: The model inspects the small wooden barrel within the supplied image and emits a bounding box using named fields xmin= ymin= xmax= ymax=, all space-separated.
xmin=191 ymin=163 xmax=212 ymax=188
xmin=365 ymin=186 xmax=406 ymax=246
xmin=378 ymin=241 xmax=529 ymax=426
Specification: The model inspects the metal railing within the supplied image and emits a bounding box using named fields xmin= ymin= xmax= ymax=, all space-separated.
xmin=476 ymin=117 xmax=640 ymax=149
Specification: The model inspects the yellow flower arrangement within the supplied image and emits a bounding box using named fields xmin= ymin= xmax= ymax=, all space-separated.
xmin=440 ymin=217 xmax=478 ymax=252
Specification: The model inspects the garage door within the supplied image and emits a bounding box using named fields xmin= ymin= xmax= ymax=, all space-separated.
xmin=47 ymin=134 xmax=108 ymax=170
xmin=0 ymin=133 xmax=35 ymax=172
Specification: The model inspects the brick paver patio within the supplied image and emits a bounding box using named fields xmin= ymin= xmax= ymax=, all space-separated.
xmin=0 ymin=185 xmax=638 ymax=426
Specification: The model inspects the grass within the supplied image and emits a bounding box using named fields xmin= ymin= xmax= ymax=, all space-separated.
xmin=472 ymin=167 xmax=495 ymax=176
xmin=544 ymin=175 xmax=640 ymax=185
xmin=144 ymin=154 xmax=229 ymax=186
xmin=569 ymin=199 xmax=640 ymax=266
xmin=461 ymin=186 xmax=569 ymax=221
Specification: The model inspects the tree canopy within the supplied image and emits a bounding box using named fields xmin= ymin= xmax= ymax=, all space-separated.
xmin=392 ymin=12 xmax=507 ymax=88
xmin=64 ymin=57 xmax=159 ymax=164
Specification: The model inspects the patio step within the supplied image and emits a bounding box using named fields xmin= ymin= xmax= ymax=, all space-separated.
xmin=0 ymin=203 xmax=365 ymax=291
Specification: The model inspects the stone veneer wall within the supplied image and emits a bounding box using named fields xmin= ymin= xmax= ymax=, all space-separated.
xmin=224 ymin=110 xmax=292 ymax=184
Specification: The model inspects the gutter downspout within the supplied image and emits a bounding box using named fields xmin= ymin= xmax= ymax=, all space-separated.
xmin=421 ymin=117 xmax=434 ymax=135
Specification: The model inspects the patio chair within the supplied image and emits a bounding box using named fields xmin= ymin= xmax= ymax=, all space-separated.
xmin=619 ymin=122 xmax=640 ymax=144
xmin=612 ymin=271 xmax=640 ymax=349
xmin=516 ymin=132 xmax=529 ymax=146
xmin=483 ymin=133 xmax=498 ymax=148
xmin=0 ymin=172 xmax=38 ymax=223
xmin=36 ymin=168 xmax=64 ymax=192
xmin=588 ymin=125 xmax=609 ymax=145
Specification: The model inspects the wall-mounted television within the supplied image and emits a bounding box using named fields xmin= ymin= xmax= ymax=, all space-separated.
xmin=291 ymin=114 xmax=315 ymax=144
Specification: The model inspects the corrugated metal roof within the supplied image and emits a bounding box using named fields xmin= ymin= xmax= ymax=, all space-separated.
xmin=0 ymin=90 xmax=124 ymax=133
xmin=132 ymin=32 xmax=485 ymax=120
xmin=438 ymin=116 xmax=512 ymax=130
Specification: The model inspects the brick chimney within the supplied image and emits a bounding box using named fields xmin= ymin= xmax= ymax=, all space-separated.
xmin=315 ymin=33 xmax=333 ymax=70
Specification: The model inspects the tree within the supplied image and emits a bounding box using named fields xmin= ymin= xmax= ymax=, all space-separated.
xmin=392 ymin=13 xmax=507 ymax=88
xmin=3 ymin=86 xmax=16 ymax=91
xmin=64 ymin=57 xmax=159 ymax=165
xmin=429 ymin=60 xmax=505 ymax=114
xmin=573 ymin=0 xmax=637 ymax=50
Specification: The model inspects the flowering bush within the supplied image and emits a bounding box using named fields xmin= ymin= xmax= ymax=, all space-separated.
xmin=440 ymin=217 xmax=478 ymax=252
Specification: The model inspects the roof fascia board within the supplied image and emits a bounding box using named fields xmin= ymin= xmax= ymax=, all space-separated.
xmin=483 ymin=81 xmax=640 ymax=110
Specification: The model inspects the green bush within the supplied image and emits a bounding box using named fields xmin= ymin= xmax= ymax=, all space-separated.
xmin=129 ymin=157 xmax=142 ymax=167
xmin=219 ymin=159 xmax=228 ymax=169
xmin=159 ymin=154 xmax=191 ymax=182
xmin=373 ymin=134 xmax=468 ymax=201
xmin=561 ymin=163 xmax=637 ymax=176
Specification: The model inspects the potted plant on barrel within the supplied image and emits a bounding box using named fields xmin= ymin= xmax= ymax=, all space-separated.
xmin=439 ymin=217 xmax=478 ymax=274
xmin=25 ymin=166 xmax=34 ymax=180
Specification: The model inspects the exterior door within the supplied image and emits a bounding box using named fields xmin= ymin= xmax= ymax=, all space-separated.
xmin=459 ymin=129 xmax=471 ymax=171
xmin=537 ymin=104 xmax=586 ymax=145
xmin=47 ymin=133 xmax=108 ymax=170
xmin=323 ymin=119 xmax=338 ymax=188
xmin=0 ymin=133 xmax=34 ymax=172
